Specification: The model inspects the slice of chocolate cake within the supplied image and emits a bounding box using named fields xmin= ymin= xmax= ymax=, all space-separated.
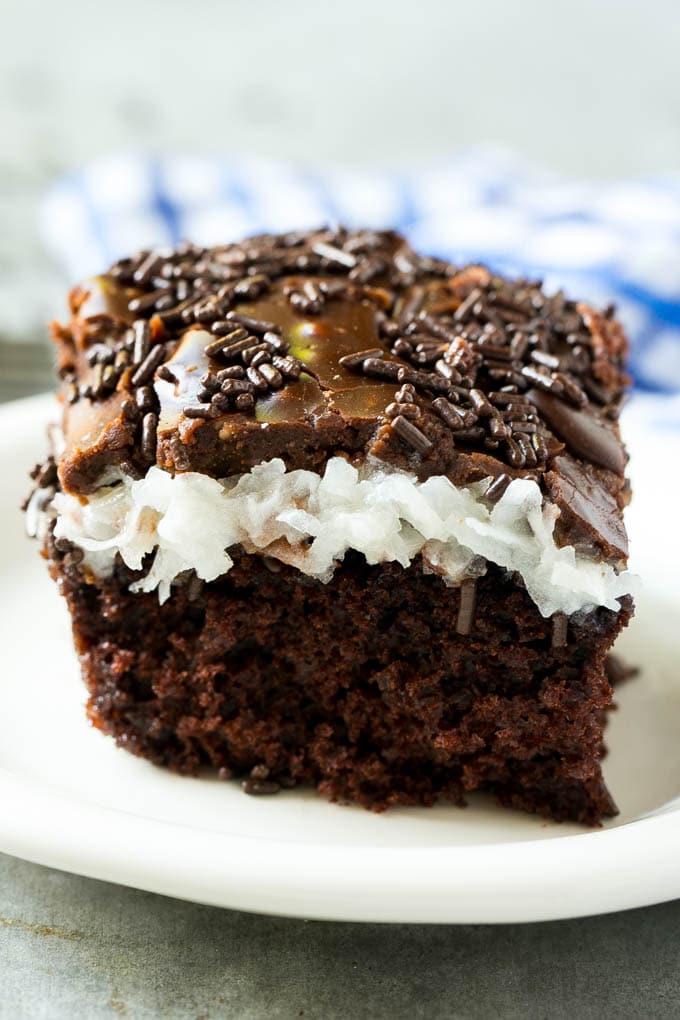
xmin=26 ymin=228 xmax=637 ymax=825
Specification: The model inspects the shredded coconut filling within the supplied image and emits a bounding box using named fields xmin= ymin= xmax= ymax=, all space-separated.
xmin=46 ymin=457 xmax=637 ymax=616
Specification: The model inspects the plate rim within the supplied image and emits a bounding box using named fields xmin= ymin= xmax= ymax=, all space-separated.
xmin=2 ymin=760 xmax=680 ymax=923
xmin=3 ymin=392 xmax=680 ymax=924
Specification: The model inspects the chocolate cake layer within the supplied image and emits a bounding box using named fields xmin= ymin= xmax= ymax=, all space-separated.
xmin=48 ymin=533 xmax=632 ymax=824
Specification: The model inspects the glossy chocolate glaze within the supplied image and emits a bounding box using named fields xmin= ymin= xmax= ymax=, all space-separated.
xmin=60 ymin=274 xmax=439 ymax=485
xmin=50 ymin=231 xmax=631 ymax=565
xmin=154 ymin=285 xmax=398 ymax=432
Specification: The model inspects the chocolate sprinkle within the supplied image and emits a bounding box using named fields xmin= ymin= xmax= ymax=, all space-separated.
xmin=246 ymin=366 xmax=269 ymax=392
xmin=120 ymin=459 xmax=144 ymax=480
xmin=141 ymin=412 xmax=157 ymax=462
xmin=385 ymin=401 xmax=420 ymax=420
xmin=272 ymin=355 xmax=302 ymax=379
xmin=431 ymin=397 xmax=469 ymax=432
xmin=226 ymin=312 xmax=282 ymax=336
xmin=235 ymin=392 xmax=255 ymax=411
xmin=359 ymin=357 xmax=403 ymax=381
xmin=552 ymin=612 xmax=568 ymax=649
xmin=338 ymin=348 xmax=383 ymax=370
xmin=456 ymin=578 xmax=477 ymax=635
xmin=485 ymin=474 xmax=512 ymax=504
xmin=66 ymin=227 xmax=628 ymax=479
xmin=130 ymin=344 xmax=166 ymax=387
xmin=258 ymin=362 xmax=284 ymax=389
xmin=135 ymin=386 xmax=156 ymax=413
xmin=184 ymin=405 xmax=216 ymax=420
xmin=156 ymin=364 xmax=178 ymax=384
xmin=390 ymin=415 xmax=433 ymax=455
xmin=242 ymin=778 xmax=281 ymax=796
xmin=132 ymin=319 xmax=151 ymax=364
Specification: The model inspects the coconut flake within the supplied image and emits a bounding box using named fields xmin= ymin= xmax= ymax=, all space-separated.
xmin=46 ymin=457 xmax=638 ymax=615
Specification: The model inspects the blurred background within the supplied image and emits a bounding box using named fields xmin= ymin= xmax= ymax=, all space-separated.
xmin=2 ymin=0 xmax=680 ymax=399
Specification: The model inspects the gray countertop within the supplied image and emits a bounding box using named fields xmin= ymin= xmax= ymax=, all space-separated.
xmin=2 ymin=851 xmax=680 ymax=1020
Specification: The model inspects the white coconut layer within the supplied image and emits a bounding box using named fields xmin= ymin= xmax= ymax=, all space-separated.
xmin=47 ymin=457 xmax=637 ymax=616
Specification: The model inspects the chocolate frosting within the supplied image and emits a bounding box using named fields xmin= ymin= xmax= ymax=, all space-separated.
xmin=50 ymin=228 xmax=631 ymax=562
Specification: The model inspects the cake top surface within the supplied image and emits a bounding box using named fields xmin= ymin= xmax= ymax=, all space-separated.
xmin=50 ymin=227 xmax=630 ymax=561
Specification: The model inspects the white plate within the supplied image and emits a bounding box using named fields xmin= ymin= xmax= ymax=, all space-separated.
xmin=1 ymin=393 xmax=679 ymax=924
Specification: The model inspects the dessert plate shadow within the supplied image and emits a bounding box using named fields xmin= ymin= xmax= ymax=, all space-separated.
xmin=1 ymin=394 xmax=679 ymax=924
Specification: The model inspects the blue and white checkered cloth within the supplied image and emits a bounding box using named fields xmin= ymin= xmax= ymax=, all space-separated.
xmin=41 ymin=148 xmax=680 ymax=397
